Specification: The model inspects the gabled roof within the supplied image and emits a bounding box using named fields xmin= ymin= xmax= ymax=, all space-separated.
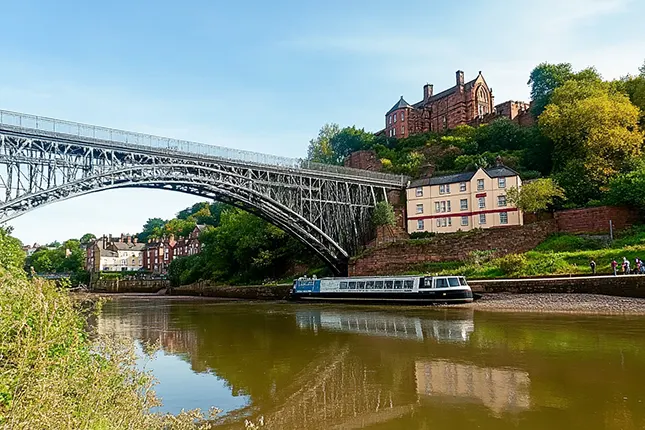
xmin=111 ymin=242 xmax=146 ymax=251
xmin=412 ymin=74 xmax=481 ymax=108
xmin=386 ymin=97 xmax=412 ymax=115
xmin=99 ymin=249 xmax=118 ymax=258
xmin=408 ymin=165 xmax=520 ymax=188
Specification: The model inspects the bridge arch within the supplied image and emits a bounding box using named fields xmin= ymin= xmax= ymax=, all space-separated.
xmin=0 ymin=164 xmax=354 ymax=273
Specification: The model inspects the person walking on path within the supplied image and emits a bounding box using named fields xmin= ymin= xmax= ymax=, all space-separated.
xmin=636 ymin=258 xmax=642 ymax=274
xmin=612 ymin=259 xmax=618 ymax=276
xmin=623 ymin=257 xmax=630 ymax=275
xmin=589 ymin=259 xmax=596 ymax=275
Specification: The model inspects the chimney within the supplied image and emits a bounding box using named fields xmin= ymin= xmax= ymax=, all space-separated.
xmin=423 ymin=84 xmax=433 ymax=102
xmin=418 ymin=163 xmax=436 ymax=179
xmin=119 ymin=234 xmax=124 ymax=243
xmin=456 ymin=70 xmax=465 ymax=86
xmin=133 ymin=237 xmax=138 ymax=244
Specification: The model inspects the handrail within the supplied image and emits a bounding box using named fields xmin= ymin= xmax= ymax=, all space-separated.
xmin=0 ymin=109 xmax=408 ymax=186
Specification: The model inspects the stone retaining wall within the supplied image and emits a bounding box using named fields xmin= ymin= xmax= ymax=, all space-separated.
xmin=555 ymin=206 xmax=639 ymax=234
xmin=470 ymin=275 xmax=645 ymax=299
xmin=349 ymin=220 xmax=557 ymax=276
xmin=172 ymin=282 xmax=292 ymax=300
xmin=92 ymin=279 xmax=170 ymax=293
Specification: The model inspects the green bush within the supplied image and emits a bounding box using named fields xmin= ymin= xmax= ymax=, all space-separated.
xmin=497 ymin=254 xmax=528 ymax=275
xmin=534 ymin=234 xmax=603 ymax=253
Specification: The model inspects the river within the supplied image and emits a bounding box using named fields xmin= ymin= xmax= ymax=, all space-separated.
xmin=97 ymin=298 xmax=645 ymax=429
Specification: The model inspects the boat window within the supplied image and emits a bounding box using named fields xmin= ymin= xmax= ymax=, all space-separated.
xmin=340 ymin=282 xmax=348 ymax=290
xmin=357 ymin=281 xmax=366 ymax=289
xmin=435 ymin=278 xmax=449 ymax=289
xmin=375 ymin=281 xmax=384 ymax=289
xmin=404 ymin=280 xmax=414 ymax=289
xmin=385 ymin=280 xmax=394 ymax=289
xmin=459 ymin=277 xmax=468 ymax=286
xmin=366 ymin=280 xmax=375 ymax=289
xmin=424 ymin=278 xmax=433 ymax=287
xmin=448 ymin=277 xmax=460 ymax=287
xmin=349 ymin=281 xmax=357 ymax=290
xmin=394 ymin=280 xmax=403 ymax=289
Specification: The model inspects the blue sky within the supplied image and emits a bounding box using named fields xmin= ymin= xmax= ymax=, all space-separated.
xmin=2 ymin=0 xmax=644 ymax=245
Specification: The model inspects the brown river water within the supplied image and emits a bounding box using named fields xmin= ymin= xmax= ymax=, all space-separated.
xmin=97 ymin=298 xmax=645 ymax=429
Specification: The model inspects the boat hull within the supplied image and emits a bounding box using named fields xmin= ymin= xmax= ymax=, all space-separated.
xmin=290 ymin=289 xmax=474 ymax=304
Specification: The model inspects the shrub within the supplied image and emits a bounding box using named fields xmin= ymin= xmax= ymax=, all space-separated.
xmin=409 ymin=231 xmax=436 ymax=239
xmin=534 ymin=233 xmax=603 ymax=252
xmin=497 ymin=254 xmax=528 ymax=275
xmin=467 ymin=250 xmax=497 ymax=265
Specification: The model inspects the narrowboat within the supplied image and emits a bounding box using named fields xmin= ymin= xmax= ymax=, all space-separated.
xmin=290 ymin=275 xmax=473 ymax=304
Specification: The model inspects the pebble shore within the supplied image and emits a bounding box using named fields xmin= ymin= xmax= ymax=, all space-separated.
xmin=459 ymin=293 xmax=645 ymax=315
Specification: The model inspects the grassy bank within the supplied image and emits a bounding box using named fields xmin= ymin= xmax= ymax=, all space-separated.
xmin=0 ymin=228 xmax=215 ymax=429
xmin=407 ymin=226 xmax=645 ymax=279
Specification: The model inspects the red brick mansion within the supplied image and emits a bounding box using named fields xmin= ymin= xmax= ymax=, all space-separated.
xmin=380 ymin=70 xmax=532 ymax=139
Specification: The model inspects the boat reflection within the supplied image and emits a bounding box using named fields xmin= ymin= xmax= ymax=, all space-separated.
xmin=416 ymin=360 xmax=531 ymax=415
xmin=295 ymin=309 xmax=475 ymax=343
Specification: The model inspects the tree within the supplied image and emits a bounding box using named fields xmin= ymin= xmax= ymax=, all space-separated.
xmin=306 ymin=123 xmax=340 ymax=164
xmin=137 ymin=218 xmax=166 ymax=242
xmin=604 ymin=164 xmax=645 ymax=210
xmin=328 ymin=126 xmax=374 ymax=164
xmin=507 ymin=178 xmax=565 ymax=214
xmin=528 ymin=63 xmax=602 ymax=117
xmin=372 ymin=201 xmax=396 ymax=227
xmin=640 ymin=59 xmax=645 ymax=77
xmin=539 ymin=80 xmax=644 ymax=204
xmin=80 ymin=233 xmax=96 ymax=247
xmin=0 ymin=227 xmax=25 ymax=275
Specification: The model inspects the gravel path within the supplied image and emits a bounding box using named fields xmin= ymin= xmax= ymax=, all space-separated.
xmin=457 ymin=293 xmax=645 ymax=315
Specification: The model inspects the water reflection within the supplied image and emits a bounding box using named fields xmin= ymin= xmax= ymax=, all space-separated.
xmin=295 ymin=309 xmax=474 ymax=342
xmin=96 ymin=299 xmax=645 ymax=430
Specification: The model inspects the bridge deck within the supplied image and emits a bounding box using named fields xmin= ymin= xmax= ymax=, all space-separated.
xmin=0 ymin=109 xmax=407 ymax=187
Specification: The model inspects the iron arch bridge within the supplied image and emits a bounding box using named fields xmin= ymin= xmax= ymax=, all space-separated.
xmin=0 ymin=110 xmax=407 ymax=274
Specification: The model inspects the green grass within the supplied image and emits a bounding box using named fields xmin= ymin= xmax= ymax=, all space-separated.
xmin=404 ymin=228 xmax=645 ymax=279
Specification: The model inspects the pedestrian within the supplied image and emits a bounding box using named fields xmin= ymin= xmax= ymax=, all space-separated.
xmin=636 ymin=258 xmax=642 ymax=275
xmin=589 ymin=259 xmax=596 ymax=275
xmin=611 ymin=259 xmax=618 ymax=276
xmin=623 ymin=257 xmax=630 ymax=275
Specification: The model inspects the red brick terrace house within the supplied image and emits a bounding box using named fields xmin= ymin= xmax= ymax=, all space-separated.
xmin=142 ymin=225 xmax=208 ymax=274
xmin=379 ymin=70 xmax=532 ymax=139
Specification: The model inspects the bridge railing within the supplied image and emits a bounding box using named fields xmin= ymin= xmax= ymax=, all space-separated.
xmin=0 ymin=109 xmax=408 ymax=186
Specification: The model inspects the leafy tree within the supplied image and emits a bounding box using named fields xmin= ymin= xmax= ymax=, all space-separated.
xmin=163 ymin=218 xmax=196 ymax=238
xmin=615 ymin=74 xmax=645 ymax=127
xmin=0 ymin=227 xmax=25 ymax=275
xmin=138 ymin=218 xmax=166 ymax=242
xmin=46 ymin=241 xmax=61 ymax=248
xmin=604 ymin=165 xmax=645 ymax=210
xmin=79 ymin=233 xmax=96 ymax=247
xmin=640 ymin=60 xmax=645 ymax=77
xmin=328 ymin=126 xmax=374 ymax=164
xmin=528 ymin=63 xmax=602 ymax=117
xmin=507 ymin=178 xmax=565 ymax=214
xmin=539 ymin=80 xmax=644 ymax=204
xmin=307 ymin=123 xmax=340 ymax=164
xmin=372 ymin=201 xmax=396 ymax=227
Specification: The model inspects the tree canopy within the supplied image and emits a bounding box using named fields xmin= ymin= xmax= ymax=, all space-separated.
xmin=507 ymin=178 xmax=565 ymax=214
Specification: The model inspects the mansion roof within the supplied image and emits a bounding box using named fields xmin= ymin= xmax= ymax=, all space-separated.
xmin=408 ymin=166 xmax=519 ymax=188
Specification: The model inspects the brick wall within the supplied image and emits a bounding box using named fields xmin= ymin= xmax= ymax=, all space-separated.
xmin=555 ymin=206 xmax=639 ymax=234
xmin=343 ymin=150 xmax=383 ymax=171
xmin=349 ymin=220 xmax=557 ymax=276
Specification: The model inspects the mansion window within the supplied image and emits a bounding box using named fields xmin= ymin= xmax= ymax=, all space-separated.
xmin=498 ymin=177 xmax=506 ymax=188
xmin=415 ymin=187 xmax=423 ymax=197
xmin=477 ymin=179 xmax=485 ymax=191
xmin=442 ymin=116 xmax=448 ymax=129
xmin=461 ymin=216 xmax=469 ymax=226
xmin=401 ymin=125 xmax=405 ymax=135
xmin=394 ymin=114 xmax=397 ymax=123
xmin=389 ymin=116 xmax=392 ymax=125
xmin=416 ymin=204 xmax=424 ymax=214
xmin=477 ymin=86 xmax=489 ymax=117
xmin=460 ymin=199 xmax=468 ymax=211
xmin=460 ymin=182 xmax=467 ymax=192
xmin=478 ymin=197 xmax=486 ymax=209
xmin=436 ymin=217 xmax=452 ymax=228
xmin=498 ymin=195 xmax=507 ymax=207
xmin=401 ymin=112 xmax=405 ymax=121
xmin=500 ymin=212 xmax=509 ymax=225
xmin=435 ymin=201 xmax=451 ymax=213
xmin=417 ymin=220 xmax=424 ymax=231
xmin=439 ymin=184 xmax=451 ymax=194
xmin=479 ymin=214 xmax=487 ymax=225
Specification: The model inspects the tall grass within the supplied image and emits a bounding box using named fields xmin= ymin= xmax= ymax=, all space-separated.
xmin=0 ymin=226 xmax=216 ymax=428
